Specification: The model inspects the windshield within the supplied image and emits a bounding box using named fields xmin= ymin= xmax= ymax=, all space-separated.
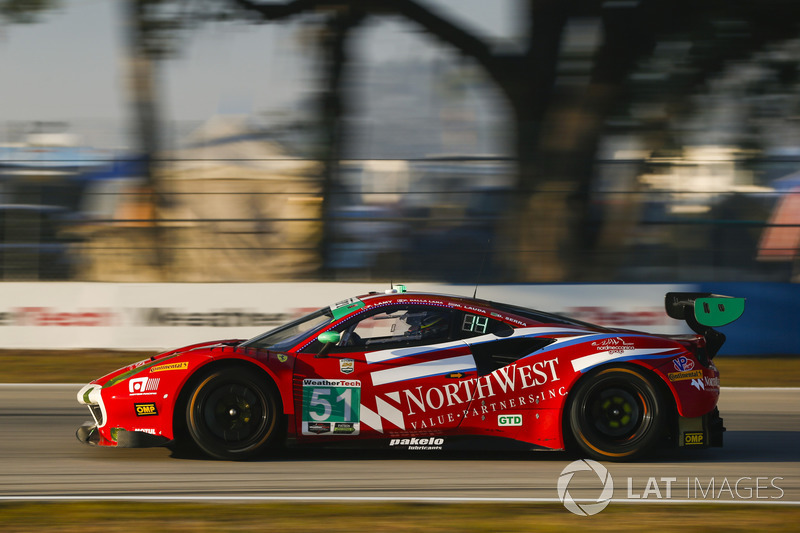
xmin=240 ymin=307 xmax=334 ymax=351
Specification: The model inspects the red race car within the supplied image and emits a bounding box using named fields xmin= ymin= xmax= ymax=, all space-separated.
xmin=76 ymin=286 xmax=743 ymax=461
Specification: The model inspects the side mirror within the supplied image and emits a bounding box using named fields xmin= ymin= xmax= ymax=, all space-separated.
xmin=316 ymin=330 xmax=341 ymax=357
xmin=318 ymin=331 xmax=341 ymax=344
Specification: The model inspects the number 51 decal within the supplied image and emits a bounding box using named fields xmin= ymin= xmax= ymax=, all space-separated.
xmin=301 ymin=379 xmax=361 ymax=436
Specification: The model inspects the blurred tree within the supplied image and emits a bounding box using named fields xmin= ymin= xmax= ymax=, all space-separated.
xmin=226 ymin=0 xmax=367 ymax=277
xmin=0 ymin=0 xmax=57 ymax=25
xmin=121 ymin=0 xmax=212 ymax=278
xmin=228 ymin=0 xmax=800 ymax=281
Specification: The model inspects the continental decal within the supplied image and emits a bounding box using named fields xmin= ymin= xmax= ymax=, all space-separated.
xmin=150 ymin=361 xmax=189 ymax=373
xmin=668 ymin=369 xmax=704 ymax=382
xmin=134 ymin=403 xmax=158 ymax=416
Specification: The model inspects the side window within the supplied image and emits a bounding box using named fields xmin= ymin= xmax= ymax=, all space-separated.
xmin=335 ymin=306 xmax=455 ymax=351
xmin=457 ymin=312 xmax=514 ymax=339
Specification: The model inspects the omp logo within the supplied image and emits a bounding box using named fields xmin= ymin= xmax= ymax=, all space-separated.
xmin=557 ymin=459 xmax=614 ymax=516
xmin=134 ymin=403 xmax=158 ymax=416
xmin=498 ymin=414 xmax=522 ymax=427
xmin=129 ymin=377 xmax=159 ymax=394
xmin=684 ymin=432 xmax=704 ymax=446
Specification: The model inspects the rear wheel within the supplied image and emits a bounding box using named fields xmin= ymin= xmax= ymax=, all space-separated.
xmin=568 ymin=366 xmax=664 ymax=461
xmin=186 ymin=367 xmax=279 ymax=460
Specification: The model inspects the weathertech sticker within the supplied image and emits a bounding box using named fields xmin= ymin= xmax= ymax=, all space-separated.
xmin=302 ymin=379 xmax=361 ymax=436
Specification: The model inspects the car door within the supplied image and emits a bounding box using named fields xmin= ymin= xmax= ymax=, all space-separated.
xmin=292 ymin=304 xmax=479 ymax=443
xmin=454 ymin=312 xmax=562 ymax=440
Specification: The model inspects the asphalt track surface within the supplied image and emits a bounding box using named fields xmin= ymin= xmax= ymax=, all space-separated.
xmin=1 ymin=385 xmax=798 ymax=505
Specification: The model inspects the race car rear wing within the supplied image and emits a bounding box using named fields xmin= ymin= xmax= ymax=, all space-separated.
xmin=665 ymin=292 xmax=745 ymax=361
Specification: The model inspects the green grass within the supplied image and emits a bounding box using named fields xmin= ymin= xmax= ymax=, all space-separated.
xmin=714 ymin=355 xmax=800 ymax=387
xmin=0 ymin=502 xmax=799 ymax=532
xmin=0 ymin=350 xmax=797 ymax=387
xmin=0 ymin=350 xmax=157 ymax=383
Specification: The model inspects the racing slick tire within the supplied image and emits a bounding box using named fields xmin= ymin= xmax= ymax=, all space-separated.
xmin=185 ymin=366 xmax=279 ymax=460
xmin=568 ymin=366 xmax=664 ymax=461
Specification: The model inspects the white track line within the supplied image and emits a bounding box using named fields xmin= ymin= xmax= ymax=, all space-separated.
xmin=0 ymin=496 xmax=799 ymax=505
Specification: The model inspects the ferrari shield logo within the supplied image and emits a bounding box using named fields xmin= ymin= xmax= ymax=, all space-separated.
xmin=340 ymin=358 xmax=355 ymax=374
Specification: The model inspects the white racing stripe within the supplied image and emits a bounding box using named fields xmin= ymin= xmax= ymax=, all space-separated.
xmin=365 ymin=341 xmax=466 ymax=364
xmin=365 ymin=327 xmax=593 ymax=365
xmin=370 ymin=354 xmax=476 ymax=387
xmin=571 ymin=348 xmax=676 ymax=373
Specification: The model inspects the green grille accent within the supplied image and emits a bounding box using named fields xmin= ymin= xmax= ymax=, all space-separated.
xmin=82 ymin=387 xmax=94 ymax=404
xmin=103 ymin=354 xmax=180 ymax=389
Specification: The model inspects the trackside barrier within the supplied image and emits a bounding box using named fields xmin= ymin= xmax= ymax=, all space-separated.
xmin=0 ymin=282 xmax=796 ymax=355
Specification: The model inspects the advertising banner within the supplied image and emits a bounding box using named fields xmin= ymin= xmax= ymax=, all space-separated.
xmin=0 ymin=282 xmax=796 ymax=355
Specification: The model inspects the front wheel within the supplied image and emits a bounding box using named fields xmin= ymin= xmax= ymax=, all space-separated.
xmin=568 ymin=366 xmax=664 ymax=461
xmin=186 ymin=367 xmax=279 ymax=460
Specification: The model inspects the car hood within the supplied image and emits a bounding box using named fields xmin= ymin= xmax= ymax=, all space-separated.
xmin=88 ymin=339 xmax=245 ymax=388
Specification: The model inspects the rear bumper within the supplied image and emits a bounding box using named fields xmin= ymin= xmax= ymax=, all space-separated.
xmin=707 ymin=407 xmax=725 ymax=447
xmin=677 ymin=407 xmax=725 ymax=448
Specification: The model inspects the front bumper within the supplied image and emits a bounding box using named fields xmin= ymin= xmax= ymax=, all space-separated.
xmin=76 ymin=421 xmax=171 ymax=448
xmin=76 ymin=383 xmax=170 ymax=449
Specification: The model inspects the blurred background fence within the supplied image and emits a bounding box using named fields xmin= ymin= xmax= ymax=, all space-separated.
xmin=4 ymin=1 xmax=800 ymax=286
xmin=1 ymin=150 xmax=797 ymax=284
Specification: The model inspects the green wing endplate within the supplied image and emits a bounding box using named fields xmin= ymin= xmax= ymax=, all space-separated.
xmin=665 ymin=292 xmax=745 ymax=327
xmin=694 ymin=296 xmax=745 ymax=327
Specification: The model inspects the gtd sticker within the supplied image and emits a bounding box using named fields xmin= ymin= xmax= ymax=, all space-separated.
xmin=302 ymin=379 xmax=361 ymax=436
xmin=135 ymin=403 xmax=158 ymax=416
xmin=498 ymin=414 xmax=523 ymax=427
